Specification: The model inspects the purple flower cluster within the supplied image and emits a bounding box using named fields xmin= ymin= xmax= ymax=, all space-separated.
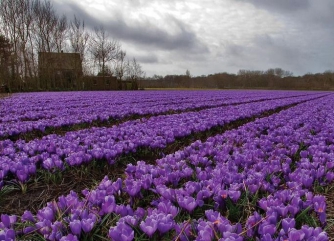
xmin=0 ymin=92 xmax=333 ymax=240
xmin=0 ymin=94 xmax=323 ymax=188
xmin=0 ymin=90 xmax=320 ymax=138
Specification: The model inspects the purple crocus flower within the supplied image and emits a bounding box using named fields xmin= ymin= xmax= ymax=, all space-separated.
xmin=245 ymin=211 xmax=261 ymax=237
xmin=287 ymin=204 xmax=299 ymax=216
xmin=22 ymin=210 xmax=35 ymax=222
xmin=36 ymin=219 xmax=52 ymax=237
xmin=157 ymin=214 xmax=174 ymax=234
xmin=156 ymin=185 xmax=176 ymax=201
xmin=288 ymin=228 xmax=305 ymax=241
xmin=141 ymin=174 xmax=153 ymax=190
xmin=112 ymin=178 xmax=123 ymax=193
xmin=59 ymin=234 xmax=79 ymax=241
xmin=157 ymin=201 xmax=179 ymax=217
xmin=300 ymin=150 xmax=308 ymax=158
xmin=140 ymin=217 xmax=158 ymax=237
xmin=326 ymin=172 xmax=334 ymax=182
xmin=276 ymin=205 xmax=289 ymax=217
xmin=222 ymin=231 xmax=243 ymax=241
xmin=109 ymin=222 xmax=134 ymax=241
xmin=125 ymin=180 xmax=141 ymax=197
xmin=115 ymin=205 xmax=134 ymax=217
xmin=317 ymin=233 xmax=330 ymax=241
xmin=1 ymin=214 xmax=16 ymax=229
xmin=122 ymin=215 xmax=138 ymax=226
xmin=313 ymin=195 xmax=326 ymax=225
xmin=23 ymin=226 xmax=36 ymax=234
xmin=16 ymin=169 xmax=28 ymax=182
xmin=0 ymin=228 xmax=15 ymax=241
xmin=302 ymin=176 xmax=314 ymax=188
xmin=300 ymin=225 xmax=314 ymax=239
xmin=228 ymin=190 xmax=241 ymax=202
xmin=261 ymin=233 xmax=274 ymax=241
xmin=259 ymin=223 xmax=276 ymax=236
xmin=37 ymin=206 xmax=54 ymax=222
xmin=134 ymin=207 xmax=146 ymax=220
xmin=101 ymin=195 xmax=116 ymax=214
xmin=43 ymin=157 xmax=55 ymax=170
xmin=196 ymin=221 xmax=214 ymax=241
xmin=177 ymin=196 xmax=197 ymax=213
xmin=69 ymin=219 xmax=82 ymax=236
xmin=49 ymin=221 xmax=65 ymax=240
xmin=174 ymin=221 xmax=192 ymax=241
xmin=81 ymin=218 xmax=95 ymax=233
xmin=282 ymin=218 xmax=295 ymax=234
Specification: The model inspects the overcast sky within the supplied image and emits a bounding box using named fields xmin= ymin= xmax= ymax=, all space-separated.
xmin=53 ymin=0 xmax=334 ymax=77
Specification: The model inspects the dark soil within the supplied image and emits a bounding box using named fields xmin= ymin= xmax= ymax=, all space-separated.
xmin=324 ymin=186 xmax=334 ymax=239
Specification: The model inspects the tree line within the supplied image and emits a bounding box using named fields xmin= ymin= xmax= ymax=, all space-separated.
xmin=0 ymin=0 xmax=145 ymax=92
xmin=143 ymin=68 xmax=334 ymax=90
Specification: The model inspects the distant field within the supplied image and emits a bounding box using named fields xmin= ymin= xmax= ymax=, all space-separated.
xmin=0 ymin=90 xmax=333 ymax=240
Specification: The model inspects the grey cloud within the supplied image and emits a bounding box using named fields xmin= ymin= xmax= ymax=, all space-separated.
xmin=224 ymin=44 xmax=245 ymax=58
xmin=135 ymin=54 xmax=159 ymax=64
xmin=304 ymin=1 xmax=334 ymax=28
xmin=221 ymin=35 xmax=311 ymax=75
xmin=254 ymin=35 xmax=308 ymax=66
xmin=53 ymin=1 xmax=98 ymax=28
xmin=53 ymin=1 xmax=209 ymax=54
xmin=102 ymin=13 xmax=209 ymax=54
xmin=235 ymin=0 xmax=310 ymax=12
xmin=236 ymin=0 xmax=334 ymax=29
xmin=53 ymin=0 xmax=333 ymax=77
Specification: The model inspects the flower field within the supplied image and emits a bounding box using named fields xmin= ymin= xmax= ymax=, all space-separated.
xmin=0 ymin=90 xmax=333 ymax=240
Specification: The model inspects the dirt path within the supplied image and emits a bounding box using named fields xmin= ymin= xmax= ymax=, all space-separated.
xmin=324 ymin=185 xmax=334 ymax=240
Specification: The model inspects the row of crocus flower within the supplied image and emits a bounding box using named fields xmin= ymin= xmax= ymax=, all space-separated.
xmin=114 ymin=96 xmax=333 ymax=240
xmin=0 ymin=90 xmax=312 ymax=123
xmin=1 ymin=94 xmax=333 ymax=240
xmin=0 ymin=94 xmax=325 ymax=188
xmin=0 ymin=90 xmax=320 ymax=138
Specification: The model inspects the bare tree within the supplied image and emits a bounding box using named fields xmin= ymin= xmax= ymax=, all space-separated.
xmin=53 ymin=14 xmax=68 ymax=53
xmin=126 ymin=58 xmax=145 ymax=89
xmin=69 ymin=16 xmax=89 ymax=64
xmin=0 ymin=0 xmax=150 ymax=91
xmin=69 ymin=15 xmax=90 ymax=75
xmin=89 ymin=25 xmax=120 ymax=77
xmin=186 ymin=69 xmax=191 ymax=77
xmin=0 ymin=35 xmax=13 ymax=89
xmin=32 ymin=0 xmax=58 ymax=53
xmin=16 ymin=0 xmax=36 ymax=88
xmin=114 ymin=50 xmax=126 ymax=80
xmin=31 ymin=0 xmax=70 ymax=89
xmin=0 ymin=0 xmax=21 ymax=87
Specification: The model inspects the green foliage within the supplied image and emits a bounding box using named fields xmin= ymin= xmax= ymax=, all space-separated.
xmin=290 ymin=142 xmax=308 ymax=171
xmin=295 ymin=206 xmax=318 ymax=229
xmin=226 ymin=197 xmax=243 ymax=222
xmin=0 ymin=184 xmax=18 ymax=201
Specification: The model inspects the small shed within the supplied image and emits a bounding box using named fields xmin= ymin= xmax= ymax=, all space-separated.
xmin=38 ymin=51 xmax=83 ymax=90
